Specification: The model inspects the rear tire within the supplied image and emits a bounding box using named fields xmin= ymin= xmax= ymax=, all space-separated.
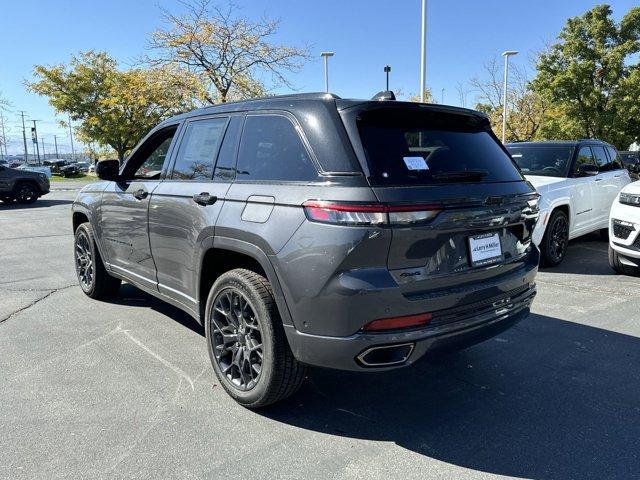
xmin=74 ymin=222 xmax=121 ymax=299
xmin=14 ymin=182 xmax=39 ymax=204
xmin=609 ymin=245 xmax=640 ymax=276
xmin=205 ymin=268 xmax=306 ymax=408
xmin=540 ymin=210 xmax=569 ymax=267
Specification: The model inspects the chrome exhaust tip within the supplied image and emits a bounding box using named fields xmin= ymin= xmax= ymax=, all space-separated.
xmin=356 ymin=343 xmax=415 ymax=367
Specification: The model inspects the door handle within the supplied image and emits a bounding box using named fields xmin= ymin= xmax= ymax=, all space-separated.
xmin=133 ymin=188 xmax=148 ymax=200
xmin=193 ymin=192 xmax=217 ymax=206
xmin=594 ymin=178 xmax=603 ymax=182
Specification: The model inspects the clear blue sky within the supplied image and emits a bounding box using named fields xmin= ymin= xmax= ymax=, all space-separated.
xmin=1 ymin=0 xmax=637 ymax=155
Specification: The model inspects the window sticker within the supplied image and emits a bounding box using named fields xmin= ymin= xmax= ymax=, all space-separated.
xmin=403 ymin=156 xmax=428 ymax=170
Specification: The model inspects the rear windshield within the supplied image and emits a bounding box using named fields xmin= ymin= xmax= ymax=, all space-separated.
xmin=507 ymin=145 xmax=574 ymax=178
xmin=355 ymin=107 xmax=523 ymax=186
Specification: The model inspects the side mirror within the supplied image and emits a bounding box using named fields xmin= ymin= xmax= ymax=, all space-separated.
xmin=577 ymin=163 xmax=599 ymax=176
xmin=95 ymin=159 xmax=121 ymax=181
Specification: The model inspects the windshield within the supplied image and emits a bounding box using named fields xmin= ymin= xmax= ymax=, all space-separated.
xmin=355 ymin=107 xmax=523 ymax=186
xmin=507 ymin=145 xmax=574 ymax=178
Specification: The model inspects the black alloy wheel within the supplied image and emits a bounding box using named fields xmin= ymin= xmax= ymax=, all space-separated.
xmin=75 ymin=229 xmax=94 ymax=291
xmin=211 ymin=288 xmax=263 ymax=391
xmin=541 ymin=210 xmax=569 ymax=267
xmin=15 ymin=183 xmax=38 ymax=204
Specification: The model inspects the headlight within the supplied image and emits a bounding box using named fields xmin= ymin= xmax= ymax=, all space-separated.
xmin=619 ymin=192 xmax=640 ymax=206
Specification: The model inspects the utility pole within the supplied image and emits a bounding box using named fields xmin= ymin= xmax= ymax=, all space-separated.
xmin=41 ymin=136 xmax=46 ymax=161
xmin=419 ymin=0 xmax=427 ymax=102
xmin=0 ymin=111 xmax=7 ymax=161
xmin=20 ymin=111 xmax=29 ymax=162
xmin=384 ymin=65 xmax=391 ymax=91
xmin=441 ymin=87 xmax=445 ymax=104
xmin=67 ymin=112 xmax=75 ymax=161
xmin=54 ymin=135 xmax=59 ymax=158
xmin=31 ymin=120 xmax=40 ymax=164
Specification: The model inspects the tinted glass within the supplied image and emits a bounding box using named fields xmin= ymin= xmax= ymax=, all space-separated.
xmin=171 ymin=118 xmax=227 ymax=181
xmin=620 ymin=153 xmax=637 ymax=165
xmin=132 ymin=128 xmax=177 ymax=180
xmin=574 ymin=146 xmax=596 ymax=173
xmin=605 ymin=146 xmax=623 ymax=170
xmin=214 ymin=116 xmax=242 ymax=182
xmin=507 ymin=145 xmax=574 ymax=178
xmin=236 ymin=115 xmax=317 ymax=182
xmin=591 ymin=146 xmax=611 ymax=171
xmin=356 ymin=108 xmax=522 ymax=185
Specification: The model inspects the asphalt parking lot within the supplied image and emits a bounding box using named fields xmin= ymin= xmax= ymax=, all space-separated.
xmin=1 ymin=183 xmax=639 ymax=480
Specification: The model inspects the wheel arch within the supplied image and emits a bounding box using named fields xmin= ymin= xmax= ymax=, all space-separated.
xmin=197 ymin=236 xmax=293 ymax=327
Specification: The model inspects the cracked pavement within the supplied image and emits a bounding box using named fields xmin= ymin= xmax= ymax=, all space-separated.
xmin=1 ymin=184 xmax=639 ymax=479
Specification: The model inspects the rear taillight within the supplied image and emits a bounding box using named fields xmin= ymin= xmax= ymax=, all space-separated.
xmin=303 ymin=201 xmax=440 ymax=226
xmin=362 ymin=313 xmax=432 ymax=331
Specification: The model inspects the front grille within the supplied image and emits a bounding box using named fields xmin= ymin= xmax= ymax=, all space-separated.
xmin=613 ymin=221 xmax=634 ymax=240
xmin=429 ymin=285 xmax=534 ymax=328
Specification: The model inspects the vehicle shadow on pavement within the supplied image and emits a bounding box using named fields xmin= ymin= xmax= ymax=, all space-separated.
xmin=263 ymin=314 xmax=640 ymax=480
xmin=110 ymin=283 xmax=204 ymax=336
xmin=540 ymin=233 xmax=612 ymax=276
xmin=0 ymin=199 xmax=73 ymax=210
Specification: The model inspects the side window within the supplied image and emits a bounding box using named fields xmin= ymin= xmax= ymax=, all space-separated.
xmin=128 ymin=126 xmax=178 ymax=180
xmin=605 ymin=146 xmax=623 ymax=170
xmin=236 ymin=115 xmax=318 ymax=182
xmin=591 ymin=146 xmax=611 ymax=172
xmin=171 ymin=118 xmax=227 ymax=181
xmin=214 ymin=116 xmax=242 ymax=182
xmin=574 ymin=146 xmax=596 ymax=173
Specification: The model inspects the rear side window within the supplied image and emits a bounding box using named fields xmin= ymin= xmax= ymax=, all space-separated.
xmin=574 ymin=146 xmax=597 ymax=173
xmin=355 ymin=108 xmax=522 ymax=185
xmin=508 ymin=145 xmax=574 ymax=177
xmin=171 ymin=118 xmax=227 ymax=180
xmin=214 ymin=116 xmax=242 ymax=182
xmin=591 ymin=146 xmax=611 ymax=172
xmin=605 ymin=146 xmax=623 ymax=170
xmin=236 ymin=115 xmax=318 ymax=182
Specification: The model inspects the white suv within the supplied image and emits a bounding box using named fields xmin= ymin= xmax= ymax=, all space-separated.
xmin=609 ymin=181 xmax=640 ymax=276
xmin=507 ymin=140 xmax=630 ymax=266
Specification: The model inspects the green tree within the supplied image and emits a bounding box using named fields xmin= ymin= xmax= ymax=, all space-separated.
xmin=145 ymin=0 xmax=310 ymax=104
xmin=532 ymin=4 xmax=640 ymax=148
xmin=28 ymin=51 xmax=198 ymax=160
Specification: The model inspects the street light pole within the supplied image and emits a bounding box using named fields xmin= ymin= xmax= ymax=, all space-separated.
xmin=320 ymin=52 xmax=334 ymax=93
xmin=31 ymin=120 xmax=41 ymax=164
xmin=419 ymin=0 xmax=427 ymax=102
xmin=501 ymin=50 xmax=518 ymax=143
xmin=54 ymin=135 xmax=59 ymax=158
xmin=20 ymin=111 xmax=29 ymax=162
xmin=384 ymin=65 xmax=391 ymax=91
xmin=41 ymin=136 xmax=46 ymax=162
xmin=67 ymin=112 xmax=75 ymax=161
xmin=441 ymin=87 xmax=445 ymax=104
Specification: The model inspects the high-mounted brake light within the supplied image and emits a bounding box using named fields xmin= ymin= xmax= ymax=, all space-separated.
xmin=362 ymin=313 xmax=432 ymax=331
xmin=303 ymin=201 xmax=440 ymax=226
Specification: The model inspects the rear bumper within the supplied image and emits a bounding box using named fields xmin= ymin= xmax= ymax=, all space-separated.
xmin=284 ymin=284 xmax=536 ymax=371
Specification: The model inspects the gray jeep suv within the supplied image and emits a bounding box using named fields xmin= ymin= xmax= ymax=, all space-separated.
xmin=0 ymin=164 xmax=50 ymax=204
xmin=72 ymin=93 xmax=540 ymax=407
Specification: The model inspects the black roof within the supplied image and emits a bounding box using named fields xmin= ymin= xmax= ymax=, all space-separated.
xmin=159 ymin=92 xmax=488 ymax=126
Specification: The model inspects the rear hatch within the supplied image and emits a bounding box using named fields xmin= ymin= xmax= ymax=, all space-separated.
xmin=339 ymin=102 xmax=538 ymax=296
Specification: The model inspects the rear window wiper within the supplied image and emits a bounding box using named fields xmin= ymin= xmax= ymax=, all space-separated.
xmin=431 ymin=170 xmax=488 ymax=182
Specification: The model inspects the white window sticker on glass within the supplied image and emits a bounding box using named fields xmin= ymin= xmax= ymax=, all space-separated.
xmin=403 ymin=156 xmax=428 ymax=171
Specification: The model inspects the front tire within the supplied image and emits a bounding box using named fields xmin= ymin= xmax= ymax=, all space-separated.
xmin=609 ymin=245 xmax=640 ymax=276
xmin=74 ymin=223 xmax=121 ymax=299
xmin=205 ymin=269 xmax=306 ymax=408
xmin=540 ymin=210 xmax=569 ymax=267
xmin=14 ymin=182 xmax=39 ymax=204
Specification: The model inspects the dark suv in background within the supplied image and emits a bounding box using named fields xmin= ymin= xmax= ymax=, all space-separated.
xmin=0 ymin=164 xmax=50 ymax=204
xmin=72 ymin=93 xmax=540 ymax=407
